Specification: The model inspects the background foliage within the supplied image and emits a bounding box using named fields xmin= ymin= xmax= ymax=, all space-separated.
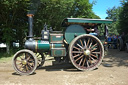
xmin=105 ymin=0 xmax=128 ymax=35
xmin=0 ymin=0 xmax=99 ymax=53
xmin=0 ymin=0 xmax=128 ymax=53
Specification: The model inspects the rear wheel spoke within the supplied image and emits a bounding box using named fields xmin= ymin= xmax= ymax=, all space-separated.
xmin=84 ymin=39 xmax=87 ymax=49
xmin=87 ymin=38 xmax=90 ymax=48
xmin=79 ymin=57 xmax=83 ymax=66
xmin=92 ymin=52 xmax=101 ymax=54
xmin=86 ymin=60 xmax=89 ymax=67
xmin=72 ymin=51 xmax=83 ymax=53
xmin=90 ymin=43 xmax=97 ymax=49
xmin=75 ymin=55 xmax=84 ymax=62
xmin=80 ymin=39 xmax=84 ymax=47
xmin=73 ymin=46 xmax=80 ymax=50
xmin=73 ymin=53 xmax=81 ymax=58
xmin=91 ymin=48 xmax=97 ymax=52
xmin=89 ymin=41 xmax=93 ymax=48
xmin=77 ymin=43 xmax=84 ymax=49
xmin=82 ymin=57 xmax=86 ymax=67
xmin=91 ymin=54 xmax=98 ymax=58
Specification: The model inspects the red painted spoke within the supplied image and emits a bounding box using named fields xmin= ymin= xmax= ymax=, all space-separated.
xmin=19 ymin=64 xmax=23 ymax=70
xmin=89 ymin=55 xmax=95 ymax=61
xmin=22 ymin=67 xmax=26 ymax=72
xmin=77 ymin=43 xmax=84 ymax=49
xmin=87 ymin=38 xmax=90 ymax=48
xmin=91 ymin=48 xmax=97 ymax=52
xmin=89 ymin=41 xmax=93 ymax=48
xmin=72 ymin=51 xmax=83 ymax=54
xmin=19 ymin=56 xmax=24 ymax=60
xmin=82 ymin=57 xmax=86 ymax=67
xmin=91 ymin=54 xmax=98 ymax=58
xmin=36 ymin=53 xmax=40 ymax=57
xmin=84 ymin=39 xmax=87 ymax=48
xmin=75 ymin=55 xmax=84 ymax=62
xmin=26 ymin=65 xmax=29 ymax=71
xmin=26 ymin=56 xmax=31 ymax=61
xmin=73 ymin=46 xmax=80 ymax=50
xmin=28 ymin=58 xmax=33 ymax=62
xmin=27 ymin=63 xmax=33 ymax=69
xmin=23 ymin=53 xmax=26 ymax=59
xmin=92 ymin=52 xmax=101 ymax=54
xmin=79 ymin=57 xmax=83 ymax=66
xmin=16 ymin=59 xmax=22 ymax=62
xmin=89 ymin=57 xmax=92 ymax=64
xmin=90 ymin=43 xmax=97 ymax=49
xmin=73 ymin=53 xmax=81 ymax=58
xmin=80 ymin=39 xmax=84 ymax=47
xmin=87 ymin=60 xmax=89 ymax=67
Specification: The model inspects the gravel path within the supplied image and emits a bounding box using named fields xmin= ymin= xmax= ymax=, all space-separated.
xmin=0 ymin=49 xmax=128 ymax=85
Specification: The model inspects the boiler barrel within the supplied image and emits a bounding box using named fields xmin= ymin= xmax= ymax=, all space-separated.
xmin=25 ymin=40 xmax=50 ymax=52
xmin=25 ymin=40 xmax=64 ymax=52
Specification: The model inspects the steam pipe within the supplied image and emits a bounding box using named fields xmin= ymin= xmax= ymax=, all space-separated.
xmin=27 ymin=14 xmax=34 ymax=39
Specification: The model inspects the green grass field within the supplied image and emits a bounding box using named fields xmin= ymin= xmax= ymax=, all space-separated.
xmin=0 ymin=52 xmax=13 ymax=62
xmin=0 ymin=49 xmax=16 ymax=63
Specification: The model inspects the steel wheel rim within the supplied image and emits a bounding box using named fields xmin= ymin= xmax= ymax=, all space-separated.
xmin=14 ymin=52 xmax=36 ymax=74
xmin=70 ymin=35 xmax=103 ymax=70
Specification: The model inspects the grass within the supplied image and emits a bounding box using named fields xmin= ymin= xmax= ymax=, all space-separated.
xmin=0 ymin=52 xmax=13 ymax=63
xmin=0 ymin=48 xmax=18 ymax=63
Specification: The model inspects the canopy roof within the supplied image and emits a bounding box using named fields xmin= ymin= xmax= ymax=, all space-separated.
xmin=62 ymin=18 xmax=113 ymax=28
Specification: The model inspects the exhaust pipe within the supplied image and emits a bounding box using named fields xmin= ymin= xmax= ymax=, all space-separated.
xmin=27 ymin=14 xmax=34 ymax=39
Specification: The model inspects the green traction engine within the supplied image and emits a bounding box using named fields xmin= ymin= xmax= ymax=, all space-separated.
xmin=12 ymin=14 xmax=112 ymax=75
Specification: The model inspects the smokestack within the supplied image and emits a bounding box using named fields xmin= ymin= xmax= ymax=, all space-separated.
xmin=27 ymin=14 xmax=34 ymax=38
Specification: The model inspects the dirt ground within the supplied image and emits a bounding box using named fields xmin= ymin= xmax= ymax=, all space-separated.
xmin=0 ymin=49 xmax=128 ymax=85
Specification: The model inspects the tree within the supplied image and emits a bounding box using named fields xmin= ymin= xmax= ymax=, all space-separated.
xmin=118 ymin=0 xmax=128 ymax=34
xmin=33 ymin=0 xmax=100 ymax=36
xmin=106 ymin=6 xmax=122 ymax=35
xmin=0 ymin=0 xmax=29 ymax=53
xmin=0 ymin=0 xmax=100 ymax=53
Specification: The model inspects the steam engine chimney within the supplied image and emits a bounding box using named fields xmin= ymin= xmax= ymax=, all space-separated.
xmin=27 ymin=14 xmax=34 ymax=39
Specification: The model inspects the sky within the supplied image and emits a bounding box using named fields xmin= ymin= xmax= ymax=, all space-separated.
xmin=89 ymin=0 xmax=121 ymax=19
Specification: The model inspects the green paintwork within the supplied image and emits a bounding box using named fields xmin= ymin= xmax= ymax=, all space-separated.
xmin=67 ymin=18 xmax=113 ymax=23
xmin=62 ymin=18 xmax=113 ymax=27
xmin=37 ymin=40 xmax=50 ymax=50
xmin=52 ymin=43 xmax=64 ymax=48
xmin=50 ymin=34 xmax=63 ymax=43
xmin=51 ymin=48 xmax=66 ymax=57
xmin=65 ymin=24 xmax=86 ymax=44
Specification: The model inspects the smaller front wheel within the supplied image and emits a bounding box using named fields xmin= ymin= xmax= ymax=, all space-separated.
xmin=12 ymin=49 xmax=37 ymax=75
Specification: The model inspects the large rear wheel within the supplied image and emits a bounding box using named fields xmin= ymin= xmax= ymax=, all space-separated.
xmin=69 ymin=34 xmax=104 ymax=71
xmin=12 ymin=49 xmax=37 ymax=75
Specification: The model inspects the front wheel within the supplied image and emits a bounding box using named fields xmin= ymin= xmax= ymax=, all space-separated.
xmin=12 ymin=49 xmax=37 ymax=75
xmin=69 ymin=34 xmax=104 ymax=71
